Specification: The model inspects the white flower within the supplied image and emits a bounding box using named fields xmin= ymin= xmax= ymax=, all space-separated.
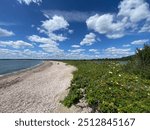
xmin=109 ymin=71 xmax=113 ymax=74
xmin=119 ymin=74 xmax=121 ymax=77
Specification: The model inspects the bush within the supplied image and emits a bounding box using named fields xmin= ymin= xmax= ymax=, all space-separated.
xmin=136 ymin=44 xmax=150 ymax=67
xmin=125 ymin=44 xmax=150 ymax=79
xmin=62 ymin=61 xmax=150 ymax=113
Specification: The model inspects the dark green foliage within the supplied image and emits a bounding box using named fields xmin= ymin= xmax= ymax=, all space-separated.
xmin=136 ymin=44 xmax=150 ymax=66
xmin=124 ymin=44 xmax=150 ymax=79
xmin=62 ymin=61 xmax=150 ymax=113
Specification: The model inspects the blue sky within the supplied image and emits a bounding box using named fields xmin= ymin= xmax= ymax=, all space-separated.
xmin=0 ymin=0 xmax=150 ymax=59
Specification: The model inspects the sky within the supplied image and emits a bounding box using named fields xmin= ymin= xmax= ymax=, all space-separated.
xmin=0 ymin=0 xmax=150 ymax=59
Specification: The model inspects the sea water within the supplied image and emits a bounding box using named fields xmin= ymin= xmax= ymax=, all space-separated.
xmin=0 ymin=60 xmax=42 ymax=75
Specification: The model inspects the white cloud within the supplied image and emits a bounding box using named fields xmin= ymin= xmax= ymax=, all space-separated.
xmin=104 ymin=47 xmax=134 ymax=56
xmin=86 ymin=0 xmax=150 ymax=39
xmin=0 ymin=48 xmax=49 ymax=59
xmin=37 ymin=15 xmax=69 ymax=42
xmin=43 ymin=10 xmax=97 ymax=22
xmin=131 ymin=39 xmax=149 ymax=45
xmin=28 ymin=15 xmax=70 ymax=55
xmin=68 ymin=49 xmax=85 ymax=54
xmin=86 ymin=14 xmax=126 ymax=39
xmin=39 ymin=44 xmax=64 ymax=54
xmin=89 ymin=49 xmax=100 ymax=54
xmin=71 ymin=45 xmax=80 ymax=48
xmin=41 ymin=15 xmax=69 ymax=33
xmin=0 ymin=40 xmax=33 ymax=49
xmin=139 ymin=23 xmax=150 ymax=32
xmin=118 ymin=0 xmax=150 ymax=23
xmin=0 ymin=28 xmax=14 ymax=37
xmin=80 ymin=33 xmax=96 ymax=46
xmin=28 ymin=35 xmax=57 ymax=45
xmin=17 ymin=0 xmax=42 ymax=5
xmin=28 ymin=35 xmax=63 ymax=54
xmin=48 ymin=33 xmax=67 ymax=42
xmin=89 ymin=49 xmax=98 ymax=52
xmin=68 ymin=29 xmax=74 ymax=34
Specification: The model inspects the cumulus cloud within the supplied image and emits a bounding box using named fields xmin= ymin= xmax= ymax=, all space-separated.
xmin=131 ymin=39 xmax=149 ymax=45
xmin=86 ymin=0 xmax=150 ymax=39
xmin=118 ymin=0 xmax=150 ymax=23
xmin=37 ymin=15 xmax=69 ymax=42
xmin=0 ymin=40 xmax=33 ymax=49
xmin=28 ymin=35 xmax=63 ymax=54
xmin=28 ymin=35 xmax=57 ymax=45
xmin=86 ymin=14 xmax=126 ymax=39
xmin=28 ymin=16 xmax=70 ymax=54
xmin=17 ymin=0 xmax=42 ymax=5
xmin=41 ymin=15 xmax=69 ymax=33
xmin=48 ymin=33 xmax=67 ymax=42
xmin=0 ymin=28 xmax=14 ymax=37
xmin=80 ymin=33 xmax=97 ymax=46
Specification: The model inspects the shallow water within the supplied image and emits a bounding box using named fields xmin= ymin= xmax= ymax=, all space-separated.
xmin=0 ymin=60 xmax=42 ymax=75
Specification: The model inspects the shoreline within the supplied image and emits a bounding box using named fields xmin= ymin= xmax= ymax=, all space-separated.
xmin=0 ymin=61 xmax=82 ymax=113
xmin=0 ymin=60 xmax=44 ymax=79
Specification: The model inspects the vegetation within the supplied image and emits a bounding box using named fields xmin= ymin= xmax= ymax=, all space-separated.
xmin=62 ymin=45 xmax=150 ymax=113
xmin=124 ymin=44 xmax=150 ymax=79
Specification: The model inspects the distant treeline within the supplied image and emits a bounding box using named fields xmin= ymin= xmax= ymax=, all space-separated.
xmin=91 ymin=55 xmax=135 ymax=61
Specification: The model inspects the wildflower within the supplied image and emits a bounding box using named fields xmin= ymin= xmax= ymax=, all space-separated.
xmin=135 ymin=79 xmax=138 ymax=82
xmin=118 ymin=74 xmax=121 ymax=77
xmin=109 ymin=71 xmax=113 ymax=74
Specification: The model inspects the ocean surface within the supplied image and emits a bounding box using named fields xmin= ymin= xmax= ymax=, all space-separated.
xmin=0 ymin=60 xmax=43 ymax=75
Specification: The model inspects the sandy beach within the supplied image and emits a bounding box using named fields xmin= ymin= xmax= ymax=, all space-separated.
xmin=0 ymin=61 xmax=82 ymax=113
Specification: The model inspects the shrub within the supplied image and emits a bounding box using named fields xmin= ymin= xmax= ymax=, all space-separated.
xmin=62 ymin=61 xmax=150 ymax=113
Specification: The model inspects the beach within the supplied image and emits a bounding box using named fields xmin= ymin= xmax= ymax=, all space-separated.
xmin=0 ymin=61 xmax=81 ymax=113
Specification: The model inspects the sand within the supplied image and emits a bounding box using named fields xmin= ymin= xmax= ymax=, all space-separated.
xmin=0 ymin=61 xmax=82 ymax=113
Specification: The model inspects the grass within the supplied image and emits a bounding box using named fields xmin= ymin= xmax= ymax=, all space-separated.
xmin=61 ymin=60 xmax=150 ymax=113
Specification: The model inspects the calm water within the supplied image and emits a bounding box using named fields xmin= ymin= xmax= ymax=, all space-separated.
xmin=0 ymin=60 xmax=42 ymax=75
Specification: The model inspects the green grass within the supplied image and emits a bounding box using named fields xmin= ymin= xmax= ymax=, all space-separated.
xmin=62 ymin=61 xmax=150 ymax=113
